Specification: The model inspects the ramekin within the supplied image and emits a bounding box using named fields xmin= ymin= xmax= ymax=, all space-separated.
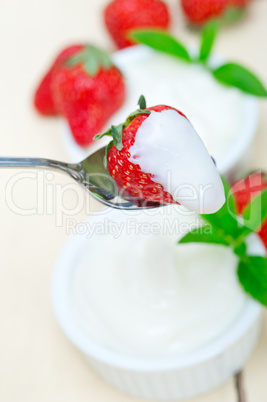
xmin=61 ymin=45 xmax=259 ymax=181
xmin=51 ymin=210 xmax=264 ymax=401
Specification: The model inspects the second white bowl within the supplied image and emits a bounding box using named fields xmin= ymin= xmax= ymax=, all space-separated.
xmin=52 ymin=208 xmax=264 ymax=400
xmin=62 ymin=45 xmax=259 ymax=181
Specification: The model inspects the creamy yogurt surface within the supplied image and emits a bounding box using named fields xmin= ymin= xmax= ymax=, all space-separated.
xmin=128 ymin=109 xmax=225 ymax=213
xmin=111 ymin=48 xmax=246 ymax=167
xmin=71 ymin=208 xmax=247 ymax=358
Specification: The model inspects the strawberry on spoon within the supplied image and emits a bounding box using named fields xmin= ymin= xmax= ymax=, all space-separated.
xmin=95 ymin=96 xmax=225 ymax=214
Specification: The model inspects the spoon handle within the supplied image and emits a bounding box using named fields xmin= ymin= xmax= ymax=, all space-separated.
xmin=0 ymin=157 xmax=82 ymax=181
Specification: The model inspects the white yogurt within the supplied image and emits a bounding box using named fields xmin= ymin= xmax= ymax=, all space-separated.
xmin=71 ymin=208 xmax=247 ymax=358
xmin=128 ymin=109 xmax=225 ymax=213
xmin=111 ymin=48 xmax=246 ymax=166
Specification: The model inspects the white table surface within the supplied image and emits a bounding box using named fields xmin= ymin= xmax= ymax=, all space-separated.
xmin=0 ymin=0 xmax=266 ymax=401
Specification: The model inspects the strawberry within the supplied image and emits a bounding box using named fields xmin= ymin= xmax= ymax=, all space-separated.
xmin=51 ymin=45 xmax=126 ymax=146
xmin=230 ymin=0 xmax=251 ymax=6
xmin=181 ymin=0 xmax=228 ymax=25
xmin=34 ymin=45 xmax=84 ymax=115
xmin=95 ymin=96 xmax=189 ymax=205
xmin=181 ymin=0 xmax=252 ymax=25
xmin=104 ymin=0 xmax=170 ymax=49
xmin=231 ymin=172 xmax=267 ymax=250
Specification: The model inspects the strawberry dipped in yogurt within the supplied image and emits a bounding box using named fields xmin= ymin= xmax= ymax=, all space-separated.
xmin=95 ymin=96 xmax=225 ymax=214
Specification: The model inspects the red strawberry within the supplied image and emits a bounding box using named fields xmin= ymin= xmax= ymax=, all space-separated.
xmin=231 ymin=172 xmax=267 ymax=250
xmin=34 ymin=45 xmax=84 ymax=115
xmin=181 ymin=0 xmax=252 ymax=25
xmin=181 ymin=0 xmax=227 ymax=24
xmin=104 ymin=0 xmax=170 ymax=49
xmin=108 ymin=105 xmax=180 ymax=204
xmin=95 ymin=97 xmax=190 ymax=204
xmin=230 ymin=0 xmax=251 ymax=6
xmin=51 ymin=45 xmax=126 ymax=146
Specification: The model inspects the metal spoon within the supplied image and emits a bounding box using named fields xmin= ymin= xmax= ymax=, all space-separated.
xmin=0 ymin=146 xmax=162 ymax=210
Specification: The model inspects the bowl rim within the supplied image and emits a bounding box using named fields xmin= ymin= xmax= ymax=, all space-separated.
xmin=112 ymin=45 xmax=259 ymax=175
xmin=62 ymin=44 xmax=259 ymax=176
xmin=52 ymin=210 xmax=262 ymax=373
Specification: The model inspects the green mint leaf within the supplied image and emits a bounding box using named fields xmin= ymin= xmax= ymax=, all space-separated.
xmin=138 ymin=95 xmax=147 ymax=109
xmin=224 ymin=175 xmax=238 ymax=217
xmin=199 ymin=20 xmax=219 ymax=63
xmin=233 ymin=241 xmax=247 ymax=258
xmin=104 ymin=140 xmax=114 ymax=168
xmin=241 ymin=188 xmax=267 ymax=234
xmin=111 ymin=124 xmax=123 ymax=150
xmin=179 ymin=225 xmax=230 ymax=246
xmin=212 ymin=63 xmax=267 ymax=97
xmin=238 ymin=256 xmax=267 ymax=306
xmin=201 ymin=176 xmax=240 ymax=237
xmin=130 ymin=30 xmax=191 ymax=63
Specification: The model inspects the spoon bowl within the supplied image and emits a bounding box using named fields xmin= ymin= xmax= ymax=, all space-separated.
xmin=0 ymin=147 xmax=163 ymax=210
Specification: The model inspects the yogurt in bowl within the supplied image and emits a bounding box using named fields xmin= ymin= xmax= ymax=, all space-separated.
xmin=52 ymin=206 xmax=264 ymax=400
xmin=62 ymin=45 xmax=258 ymax=179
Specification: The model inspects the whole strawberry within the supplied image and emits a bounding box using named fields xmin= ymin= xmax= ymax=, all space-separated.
xmin=51 ymin=45 xmax=125 ymax=146
xmin=97 ymin=101 xmax=179 ymax=204
xmin=104 ymin=0 xmax=170 ymax=49
xmin=34 ymin=44 xmax=84 ymax=115
xmin=181 ymin=0 xmax=252 ymax=25
xmin=95 ymin=96 xmax=225 ymax=213
xmin=231 ymin=172 xmax=267 ymax=250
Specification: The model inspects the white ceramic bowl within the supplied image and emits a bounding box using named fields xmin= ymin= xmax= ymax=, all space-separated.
xmin=62 ymin=45 xmax=259 ymax=181
xmin=52 ymin=209 xmax=264 ymax=401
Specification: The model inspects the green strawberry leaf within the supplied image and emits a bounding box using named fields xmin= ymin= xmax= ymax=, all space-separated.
xmin=238 ymin=256 xmax=267 ymax=306
xmin=94 ymin=129 xmax=113 ymax=140
xmin=130 ymin=30 xmax=191 ymax=63
xmin=212 ymin=63 xmax=267 ymax=97
xmin=94 ymin=110 xmax=150 ymax=144
xmin=84 ymin=56 xmax=99 ymax=76
xmin=111 ymin=124 xmax=123 ymax=150
xmin=66 ymin=45 xmax=113 ymax=76
xmin=233 ymin=241 xmax=247 ymax=258
xmin=199 ymin=20 xmax=219 ymax=63
xmin=66 ymin=50 xmax=87 ymax=66
xmin=104 ymin=140 xmax=114 ymax=168
xmin=138 ymin=95 xmax=147 ymax=109
xmin=179 ymin=225 xmax=231 ymax=246
xmin=125 ymin=109 xmax=151 ymax=125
